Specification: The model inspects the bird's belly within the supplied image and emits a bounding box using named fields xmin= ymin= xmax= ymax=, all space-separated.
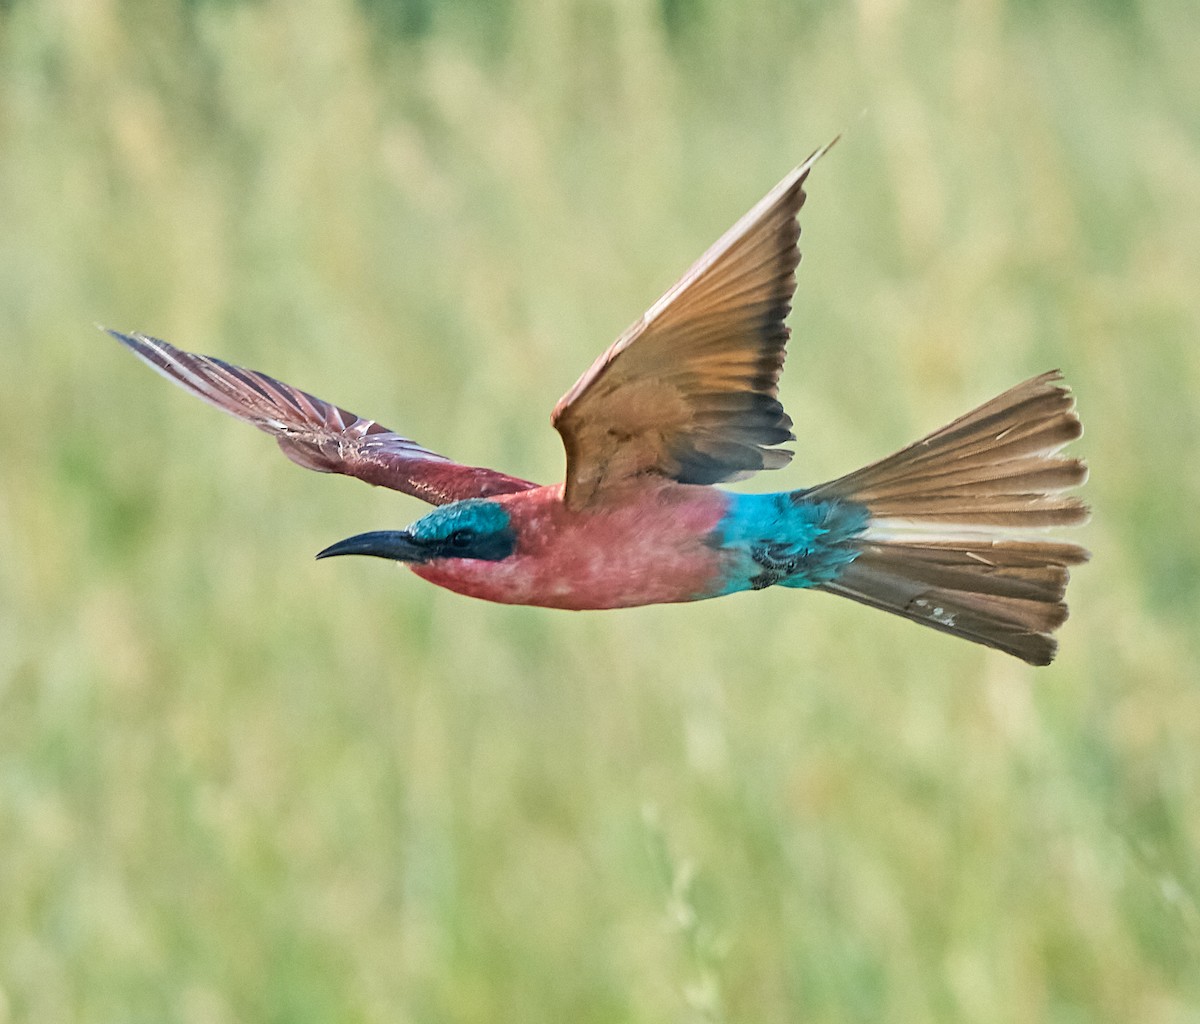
xmin=412 ymin=541 xmax=729 ymax=609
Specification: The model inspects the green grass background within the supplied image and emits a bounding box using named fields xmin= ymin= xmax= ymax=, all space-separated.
xmin=2 ymin=0 xmax=1199 ymax=1020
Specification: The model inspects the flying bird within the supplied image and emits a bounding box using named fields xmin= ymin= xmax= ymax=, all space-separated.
xmin=109 ymin=141 xmax=1089 ymax=665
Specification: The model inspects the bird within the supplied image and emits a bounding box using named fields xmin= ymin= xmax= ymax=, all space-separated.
xmin=108 ymin=140 xmax=1089 ymax=666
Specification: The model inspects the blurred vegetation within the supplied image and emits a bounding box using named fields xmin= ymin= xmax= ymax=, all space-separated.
xmin=2 ymin=0 xmax=1199 ymax=1020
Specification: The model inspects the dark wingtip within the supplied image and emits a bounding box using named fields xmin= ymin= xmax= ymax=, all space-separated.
xmin=101 ymin=325 xmax=143 ymax=350
xmin=801 ymin=133 xmax=842 ymax=175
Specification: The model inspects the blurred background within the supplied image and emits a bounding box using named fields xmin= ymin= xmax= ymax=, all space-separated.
xmin=2 ymin=0 xmax=1199 ymax=1020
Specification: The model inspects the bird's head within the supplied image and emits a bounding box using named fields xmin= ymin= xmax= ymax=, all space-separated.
xmin=316 ymin=499 xmax=517 ymax=564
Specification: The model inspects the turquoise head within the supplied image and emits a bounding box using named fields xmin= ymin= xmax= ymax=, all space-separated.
xmin=316 ymin=499 xmax=517 ymax=564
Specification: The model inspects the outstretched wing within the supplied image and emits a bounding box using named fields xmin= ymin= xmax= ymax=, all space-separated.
xmin=109 ymin=330 xmax=538 ymax=505
xmin=551 ymin=140 xmax=835 ymax=509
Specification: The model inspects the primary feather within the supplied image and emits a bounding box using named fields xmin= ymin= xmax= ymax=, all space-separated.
xmin=107 ymin=330 xmax=537 ymax=505
xmin=552 ymin=139 xmax=839 ymax=508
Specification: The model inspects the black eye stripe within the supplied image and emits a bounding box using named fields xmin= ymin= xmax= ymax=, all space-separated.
xmin=431 ymin=524 xmax=516 ymax=562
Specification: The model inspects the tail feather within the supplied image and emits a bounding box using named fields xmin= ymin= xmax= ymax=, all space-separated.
xmin=812 ymin=371 xmax=1089 ymax=666
xmin=858 ymin=455 xmax=1086 ymax=501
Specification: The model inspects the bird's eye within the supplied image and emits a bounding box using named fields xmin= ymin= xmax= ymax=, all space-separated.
xmin=447 ymin=529 xmax=474 ymax=549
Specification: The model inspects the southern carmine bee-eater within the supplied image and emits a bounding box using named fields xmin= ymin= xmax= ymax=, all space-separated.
xmin=109 ymin=141 xmax=1089 ymax=665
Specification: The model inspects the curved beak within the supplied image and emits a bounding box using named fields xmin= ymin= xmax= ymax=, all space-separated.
xmin=315 ymin=530 xmax=429 ymax=563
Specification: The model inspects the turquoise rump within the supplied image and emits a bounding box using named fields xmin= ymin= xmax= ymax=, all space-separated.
xmin=708 ymin=492 xmax=871 ymax=595
xmin=109 ymin=139 xmax=1089 ymax=664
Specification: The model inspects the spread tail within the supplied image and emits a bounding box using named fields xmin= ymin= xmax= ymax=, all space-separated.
xmin=809 ymin=371 xmax=1089 ymax=665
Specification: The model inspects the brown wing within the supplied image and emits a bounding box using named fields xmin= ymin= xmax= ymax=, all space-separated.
xmin=551 ymin=140 xmax=836 ymax=509
xmin=109 ymin=330 xmax=538 ymax=505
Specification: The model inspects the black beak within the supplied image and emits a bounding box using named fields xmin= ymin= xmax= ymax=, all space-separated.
xmin=315 ymin=530 xmax=430 ymax=563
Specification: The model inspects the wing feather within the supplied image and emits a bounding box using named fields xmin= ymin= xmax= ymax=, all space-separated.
xmin=109 ymin=330 xmax=538 ymax=505
xmin=552 ymin=140 xmax=836 ymax=508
